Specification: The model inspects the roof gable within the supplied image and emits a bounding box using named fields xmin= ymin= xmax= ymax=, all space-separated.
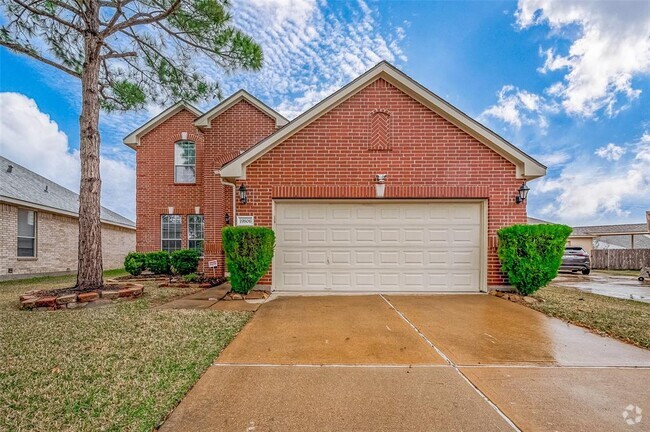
xmin=220 ymin=62 xmax=546 ymax=180
xmin=194 ymin=90 xmax=288 ymax=129
xmin=123 ymin=102 xmax=202 ymax=149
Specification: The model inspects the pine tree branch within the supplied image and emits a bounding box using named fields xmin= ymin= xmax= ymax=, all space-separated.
xmin=35 ymin=0 xmax=83 ymax=18
xmin=0 ymin=40 xmax=81 ymax=77
xmin=101 ymin=0 xmax=180 ymax=37
xmin=100 ymin=50 xmax=137 ymax=59
xmin=10 ymin=0 xmax=86 ymax=32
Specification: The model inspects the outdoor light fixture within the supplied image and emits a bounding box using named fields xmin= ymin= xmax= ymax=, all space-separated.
xmin=238 ymin=184 xmax=248 ymax=205
xmin=225 ymin=212 xmax=230 ymax=225
xmin=515 ymin=181 xmax=530 ymax=204
xmin=374 ymin=174 xmax=387 ymax=198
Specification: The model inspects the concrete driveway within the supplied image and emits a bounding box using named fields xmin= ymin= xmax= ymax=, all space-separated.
xmin=159 ymin=294 xmax=650 ymax=432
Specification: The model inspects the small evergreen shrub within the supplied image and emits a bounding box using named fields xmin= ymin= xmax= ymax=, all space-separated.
xmin=183 ymin=273 xmax=200 ymax=283
xmin=222 ymin=227 xmax=275 ymax=294
xmin=124 ymin=252 xmax=146 ymax=276
xmin=171 ymin=249 xmax=201 ymax=275
xmin=145 ymin=251 xmax=171 ymax=274
xmin=497 ymin=223 xmax=572 ymax=295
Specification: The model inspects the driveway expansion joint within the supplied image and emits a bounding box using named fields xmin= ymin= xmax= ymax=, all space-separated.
xmin=212 ymin=362 xmax=453 ymax=368
xmin=380 ymin=294 xmax=523 ymax=432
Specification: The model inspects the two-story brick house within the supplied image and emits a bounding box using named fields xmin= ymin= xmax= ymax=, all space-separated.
xmin=125 ymin=62 xmax=546 ymax=292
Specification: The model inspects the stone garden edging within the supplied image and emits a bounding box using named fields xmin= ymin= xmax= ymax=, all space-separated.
xmin=19 ymin=281 xmax=145 ymax=311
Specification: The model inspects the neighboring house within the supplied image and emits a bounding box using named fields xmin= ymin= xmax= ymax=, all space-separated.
xmin=572 ymin=223 xmax=650 ymax=253
xmin=0 ymin=156 xmax=135 ymax=280
xmin=125 ymin=61 xmax=546 ymax=292
xmin=528 ymin=216 xmax=650 ymax=254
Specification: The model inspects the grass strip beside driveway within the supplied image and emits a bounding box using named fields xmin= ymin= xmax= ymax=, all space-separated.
xmin=530 ymin=285 xmax=650 ymax=349
xmin=0 ymin=270 xmax=251 ymax=432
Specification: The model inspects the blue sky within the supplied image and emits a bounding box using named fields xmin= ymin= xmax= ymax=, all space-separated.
xmin=1 ymin=0 xmax=649 ymax=225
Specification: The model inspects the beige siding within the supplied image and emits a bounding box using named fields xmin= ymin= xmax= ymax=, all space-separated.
xmin=0 ymin=203 xmax=135 ymax=280
xmin=567 ymin=237 xmax=594 ymax=254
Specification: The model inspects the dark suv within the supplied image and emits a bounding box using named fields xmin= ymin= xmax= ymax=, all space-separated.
xmin=560 ymin=247 xmax=591 ymax=275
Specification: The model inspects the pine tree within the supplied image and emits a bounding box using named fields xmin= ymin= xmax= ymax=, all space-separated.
xmin=1 ymin=0 xmax=262 ymax=289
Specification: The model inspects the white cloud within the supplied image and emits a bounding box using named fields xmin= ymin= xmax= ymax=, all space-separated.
xmin=480 ymin=85 xmax=553 ymax=130
xmin=516 ymin=0 xmax=650 ymax=117
xmin=0 ymin=93 xmax=135 ymax=220
xmin=536 ymin=132 xmax=650 ymax=224
xmin=223 ymin=0 xmax=407 ymax=118
xmin=595 ymin=143 xmax=626 ymax=161
xmin=533 ymin=150 xmax=571 ymax=167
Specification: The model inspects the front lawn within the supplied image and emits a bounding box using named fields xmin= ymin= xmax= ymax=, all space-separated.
xmin=530 ymin=285 xmax=650 ymax=349
xmin=0 ymin=270 xmax=251 ymax=431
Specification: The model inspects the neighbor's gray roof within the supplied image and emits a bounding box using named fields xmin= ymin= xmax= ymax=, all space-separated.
xmin=571 ymin=223 xmax=649 ymax=236
xmin=527 ymin=216 xmax=553 ymax=225
xmin=0 ymin=156 xmax=135 ymax=229
xmin=528 ymin=216 xmax=648 ymax=236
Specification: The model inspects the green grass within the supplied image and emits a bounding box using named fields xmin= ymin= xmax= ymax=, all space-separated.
xmin=530 ymin=285 xmax=650 ymax=349
xmin=0 ymin=270 xmax=251 ymax=431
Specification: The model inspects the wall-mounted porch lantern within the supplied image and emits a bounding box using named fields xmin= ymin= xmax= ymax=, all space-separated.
xmin=515 ymin=181 xmax=530 ymax=204
xmin=375 ymin=174 xmax=387 ymax=198
xmin=238 ymin=184 xmax=248 ymax=205
xmin=225 ymin=212 xmax=230 ymax=225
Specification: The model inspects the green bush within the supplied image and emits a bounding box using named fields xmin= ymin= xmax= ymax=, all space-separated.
xmin=170 ymin=249 xmax=201 ymax=275
xmin=183 ymin=273 xmax=200 ymax=283
xmin=145 ymin=251 xmax=171 ymax=274
xmin=497 ymin=223 xmax=572 ymax=295
xmin=222 ymin=227 xmax=275 ymax=294
xmin=124 ymin=252 xmax=146 ymax=276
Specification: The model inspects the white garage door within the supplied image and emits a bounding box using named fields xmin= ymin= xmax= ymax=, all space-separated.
xmin=274 ymin=201 xmax=483 ymax=292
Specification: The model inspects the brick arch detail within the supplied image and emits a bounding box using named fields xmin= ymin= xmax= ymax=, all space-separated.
xmin=215 ymin=149 xmax=245 ymax=167
xmin=171 ymin=132 xmax=203 ymax=143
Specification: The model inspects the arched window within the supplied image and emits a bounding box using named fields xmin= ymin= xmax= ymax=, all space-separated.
xmin=369 ymin=110 xmax=391 ymax=150
xmin=174 ymin=141 xmax=196 ymax=183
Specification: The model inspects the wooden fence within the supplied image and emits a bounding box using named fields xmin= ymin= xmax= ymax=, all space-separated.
xmin=591 ymin=249 xmax=650 ymax=270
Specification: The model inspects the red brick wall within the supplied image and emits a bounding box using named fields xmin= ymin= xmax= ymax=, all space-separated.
xmin=237 ymin=78 xmax=527 ymax=287
xmin=135 ymin=101 xmax=276 ymax=275
xmin=201 ymin=100 xmax=277 ymax=275
xmin=136 ymin=109 xmax=204 ymax=254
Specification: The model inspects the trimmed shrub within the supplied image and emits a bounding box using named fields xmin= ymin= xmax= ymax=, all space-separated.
xmin=145 ymin=251 xmax=171 ymax=274
xmin=497 ymin=223 xmax=572 ymax=295
xmin=222 ymin=227 xmax=275 ymax=294
xmin=171 ymin=249 xmax=201 ymax=275
xmin=183 ymin=273 xmax=200 ymax=283
xmin=124 ymin=252 xmax=146 ymax=276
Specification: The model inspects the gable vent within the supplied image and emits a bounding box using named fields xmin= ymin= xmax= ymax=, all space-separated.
xmin=368 ymin=109 xmax=392 ymax=151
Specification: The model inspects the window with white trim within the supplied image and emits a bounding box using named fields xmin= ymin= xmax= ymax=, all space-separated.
xmin=161 ymin=215 xmax=182 ymax=252
xmin=174 ymin=141 xmax=196 ymax=183
xmin=188 ymin=215 xmax=204 ymax=255
xmin=17 ymin=209 xmax=37 ymax=257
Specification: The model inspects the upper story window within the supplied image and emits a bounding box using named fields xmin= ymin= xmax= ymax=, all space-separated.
xmin=17 ymin=209 xmax=37 ymax=257
xmin=174 ymin=141 xmax=196 ymax=183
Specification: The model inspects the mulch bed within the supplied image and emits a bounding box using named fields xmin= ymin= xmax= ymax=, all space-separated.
xmin=222 ymin=290 xmax=271 ymax=301
xmin=115 ymin=273 xmax=227 ymax=289
xmin=490 ymin=290 xmax=541 ymax=304
xmin=157 ymin=276 xmax=227 ymax=289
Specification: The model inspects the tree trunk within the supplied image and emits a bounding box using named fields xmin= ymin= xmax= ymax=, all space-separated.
xmin=77 ymin=7 xmax=103 ymax=290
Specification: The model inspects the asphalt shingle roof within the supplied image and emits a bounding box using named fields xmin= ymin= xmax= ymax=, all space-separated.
xmin=0 ymin=156 xmax=135 ymax=228
xmin=571 ymin=223 xmax=649 ymax=236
